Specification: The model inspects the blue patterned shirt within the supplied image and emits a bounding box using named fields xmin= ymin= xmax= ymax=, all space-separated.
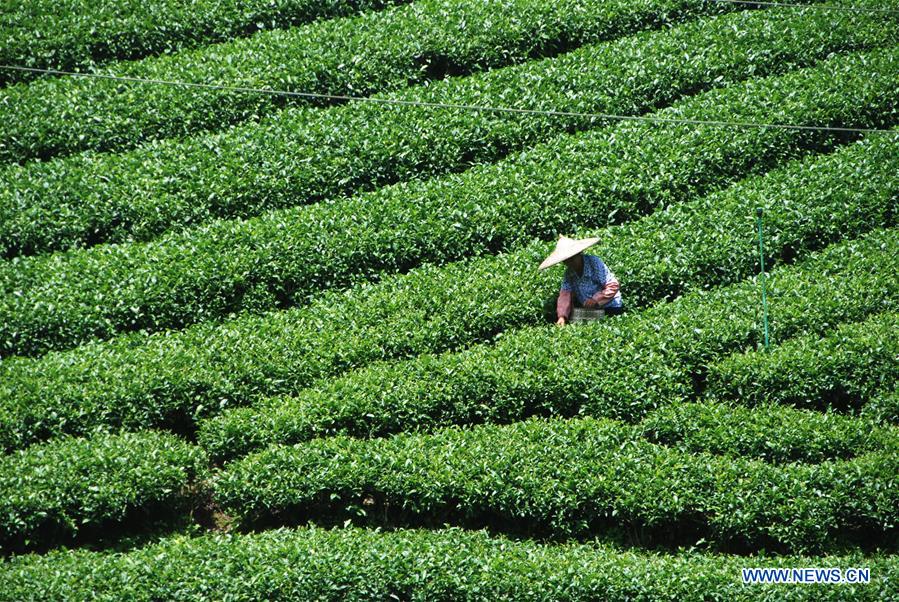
xmin=560 ymin=254 xmax=623 ymax=309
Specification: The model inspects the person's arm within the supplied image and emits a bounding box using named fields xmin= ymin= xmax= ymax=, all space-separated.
xmin=588 ymin=276 xmax=619 ymax=308
xmin=556 ymin=277 xmax=573 ymax=325
xmin=583 ymin=258 xmax=619 ymax=308
xmin=556 ymin=289 xmax=573 ymax=324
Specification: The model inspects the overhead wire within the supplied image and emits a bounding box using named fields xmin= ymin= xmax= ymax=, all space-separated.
xmin=1 ymin=64 xmax=897 ymax=137
xmin=706 ymin=0 xmax=899 ymax=14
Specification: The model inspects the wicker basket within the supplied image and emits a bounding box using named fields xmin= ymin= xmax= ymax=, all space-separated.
xmin=570 ymin=307 xmax=605 ymax=324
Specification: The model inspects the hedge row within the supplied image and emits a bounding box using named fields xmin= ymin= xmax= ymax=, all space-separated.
xmin=3 ymin=527 xmax=893 ymax=601
xmin=0 ymin=431 xmax=207 ymax=553
xmin=0 ymin=1 xmax=406 ymax=87
xmin=2 ymin=132 xmax=893 ymax=455
xmin=213 ymin=416 xmax=898 ymax=553
xmin=3 ymin=132 xmax=895 ymax=453
xmin=0 ymin=0 xmax=743 ymax=163
xmin=706 ymin=311 xmax=899 ymax=411
xmin=638 ymin=399 xmax=898 ymax=464
xmin=863 ymin=391 xmax=899 ymax=426
xmin=3 ymin=402 xmax=888 ymax=559
xmin=5 ymin=5 xmax=893 ymax=257
xmin=198 ymin=228 xmax=899 ymax=461
xmin=4 ymin=47 xmax=897 ymax=358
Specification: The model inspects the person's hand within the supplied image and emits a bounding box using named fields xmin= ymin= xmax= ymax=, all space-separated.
xmin=555 ymin=316 xmax=567 ymax=327
xmin=583 ymin=298 xmax=598 ymax=309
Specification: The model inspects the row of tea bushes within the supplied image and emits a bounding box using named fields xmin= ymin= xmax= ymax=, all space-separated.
xmin=4 ymin=388 xmax=890 ymax=555
xmin=0 ymin=0 xmax=739 ymax=163
xmin=213 ymin=416 xmax=898 ymax=553
xmin=198 ymin=228 xmax=899 ymax=461
xmin=4 ymin=401 xmax=892 ymax=557
xmin=3 ymin=129 xmax=895 ymax=453
xmin=2 ymin=526 xmax=892 ymax=601
xmin=0 ymin=0 xmax=407 ymax=86
xmin=5 ymin=4 xmax=893 ymax=256
xmin=862 ymin=391 xmax=899 ymax=426
xmin=638 ymin=399 xmax=899 ymax=464
xmin=706 ymin=311 xmax=898 ymax=411
xmin=3 ymin=47 xmax=897 ymax=357
xmin=11 ymin=398 xmax=887 ymax=556
xmin=0 ymin=431 xmax=207 ymax=553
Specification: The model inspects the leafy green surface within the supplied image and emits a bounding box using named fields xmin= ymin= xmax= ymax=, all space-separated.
xmin=4 ymin=131 xmax=896 ymax=452
xmin=213 ymin=416 xmax=897 ymax=552
xmin=2 ymin=0 xmax=897 ymax=585
xmin=3 ymin=526 xmax=895 ymax=601
xmin=707 ymin=311 xmax=899 ymax=410
xmin=863 ymin=391 xmax=899 ymax=426
xmin=3 ymin=47 xmax=897 ymax=358
xmin=5 ymin=3 xmax=894 ymax=255
xmin=0 ymin=0 xmax=740 ymax=163
xmin=0 ymin=431 xmax=207 ymax=553
xmin=198 ymin=229 xmax=899 ymax=461
xmin=639 ymin=398 xmax=898 ymax=463
xmin=0 ymin=0 xmax=407 ymax=86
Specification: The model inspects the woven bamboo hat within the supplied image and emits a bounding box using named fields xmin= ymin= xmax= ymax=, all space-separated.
xmin=538 ymin=235 xmax=599 ymax=270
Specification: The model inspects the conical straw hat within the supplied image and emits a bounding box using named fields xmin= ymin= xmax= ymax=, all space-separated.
xmin=538 ymin=235 xmax=599 ymax=270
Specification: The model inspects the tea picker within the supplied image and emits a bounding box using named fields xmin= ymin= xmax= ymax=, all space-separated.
xmin=539 ymin=235 xmax=624 ymax=326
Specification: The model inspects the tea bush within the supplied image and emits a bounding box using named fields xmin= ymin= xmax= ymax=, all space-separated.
xmin=2 ymin=526 xmax=893 ymax=600
xmin=3 ymin=48 xmax=897 ymax=358
xmin=0 ymin=431 xmax=207 ymax=552
xmin=4 ymin=3 xmax=893 ymax=255
xmin=3 ymin=130 xmax=895 ymax=452
xmin=213 ymin=416 xmax=898 ymax=552
xmin=198 ymin=229 xmax=899 ymax=461
xmin=638 ymin=399 xmax=898 ymax=463
xmin=0 ymin=0 xmax=739 ymax=163
xmin=0 ymin=0 xmax=406 ymax=86
xmin=707 ymin=311 xmax=899 ymax=410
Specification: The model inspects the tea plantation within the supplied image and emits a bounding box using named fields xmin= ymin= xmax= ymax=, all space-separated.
xmin=0 ymin=0 xmax=897 ymax=599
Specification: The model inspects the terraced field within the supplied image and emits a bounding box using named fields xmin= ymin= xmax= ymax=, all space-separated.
xmin=1 ymin=0 xmax=897 ymax=599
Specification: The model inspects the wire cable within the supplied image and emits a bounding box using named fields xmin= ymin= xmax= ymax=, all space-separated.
xmin=707 ymin=0 xmax=899 ymax=14
xmin=1 ymin=64 xmax=897 ymax=136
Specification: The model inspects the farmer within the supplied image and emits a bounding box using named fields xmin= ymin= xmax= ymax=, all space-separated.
xmin=539 ymin=235 xmax=623 ymax=326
